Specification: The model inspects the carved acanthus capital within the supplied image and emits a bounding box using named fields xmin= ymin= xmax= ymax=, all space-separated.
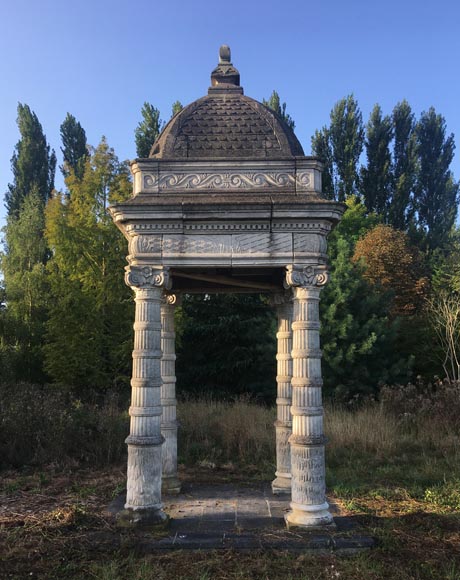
xmin=125 ymin=266 xmax=172 ymax=290
xmin=284 ymin=265 xmax=329 ymax=289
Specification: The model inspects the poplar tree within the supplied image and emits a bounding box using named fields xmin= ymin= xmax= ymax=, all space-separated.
xmin=311 ymin=127 xmax=335 ymax=199
xmin=389 ymin=100 xmax=416 ymax=230
xmin=263 ymin=90 xmax=295 ymax=130
xmin=414 ymin=107 xmax=459 ymax=251
xmin=328 ymin=95 xmax=364 ymax=201
xmin=60 ymin=113 xmax=88 ymax=180
xmin=135 ymin=102 xmax=163 ymax=157
xmin=361 ymin=105 xmax=393 ymax=219
xmin=171 ymin=101 xmax=183 ymax=117
xmin=5 ymin=103 xmax=56 ymax=218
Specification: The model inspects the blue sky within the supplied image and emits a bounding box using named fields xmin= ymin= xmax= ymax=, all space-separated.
xmin=1 ymin=0 xmax=459 ymax=228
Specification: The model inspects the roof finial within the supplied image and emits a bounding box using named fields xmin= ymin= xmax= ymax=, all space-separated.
xmin=219 ymin=45 xmax=231 ymax=63
xmin=209 ymin=44 xmax=242 ymax=94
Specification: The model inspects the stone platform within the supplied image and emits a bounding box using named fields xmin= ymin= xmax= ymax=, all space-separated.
xmin=109 ymin=481 xmax=374 ymax=553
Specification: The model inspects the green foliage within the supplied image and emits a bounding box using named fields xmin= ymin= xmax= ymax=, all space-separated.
xmin=361 ymin=105 xmax=393 ymax=219
xmin=262 ymin=90 xmax=295 ymax=130
xmin=321 ymin=198 xmax=411 ymax=398
xmin=311 ymin=127 xmax=334 ymax=199
xmin=0 ymin=190 xmax=49 ymax=382
xmin=328 ymin=95 xmax=365 ymax=201
xmin=171 ymin=100 xmax=183 ymax=117
xmin=176 ymin=294 xmax=276 ymax=401
xmin=414 ymin=107 xmax=459 ymax=251
xmin=60 ymin=113 xmax=88 ymax=180
xmin=44 ymin=139 xmax=133 ymax=397
xmin=389 ymin=100 xmax=416 ymax=230
xmin=5 ymin=103 xmax=56 ymax=218
xmin=135 ymin=102 xmax=163 ymax=157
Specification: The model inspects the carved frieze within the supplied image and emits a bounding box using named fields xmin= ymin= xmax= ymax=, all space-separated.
xmin=141 ymin=170 xmax=314 ymax=192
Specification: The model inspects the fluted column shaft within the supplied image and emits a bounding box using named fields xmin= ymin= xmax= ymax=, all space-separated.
xmin=272 ymin=296 xmax=293 ymax=494
xmin=161 ymin=295 xmax=181 ymax=494
xmin=122 ymin=266 xmax=170 ymax=525
xmin=284 ymin=265 xmax=333 ymax=528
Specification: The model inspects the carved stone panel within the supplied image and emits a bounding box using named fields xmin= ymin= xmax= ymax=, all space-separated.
xmin=231 ymin=233 xmax=293 ymax=264
xmin=162 ymin=235 xmax=232 ymax=259
xmin=293 ymin=233 xmax=327 ymax=258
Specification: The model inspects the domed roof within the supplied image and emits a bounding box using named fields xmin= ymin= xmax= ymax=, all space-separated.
xmin=149 ymin=46 xmax=304 ymax=160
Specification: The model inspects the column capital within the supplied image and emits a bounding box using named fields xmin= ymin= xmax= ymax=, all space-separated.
xmin=125 ymin=265 xmax=172 ymax=290
xmin=284 ymin=265 xmax=328 ymax=290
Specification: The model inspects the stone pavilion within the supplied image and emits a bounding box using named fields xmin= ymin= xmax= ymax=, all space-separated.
xmin=109 ymin=46 xmax=345 ymax=528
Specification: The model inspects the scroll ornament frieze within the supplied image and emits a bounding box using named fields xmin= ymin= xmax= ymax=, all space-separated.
xmin=284 ymin=265 xmax=329 ymax=289
xmin=142 ymin=171 xmax=312 ymax=191
xmin=125 ymin=266 xmax=171 ymax=290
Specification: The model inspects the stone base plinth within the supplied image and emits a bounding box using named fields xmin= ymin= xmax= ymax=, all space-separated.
xmin=271 ymin=476 xmax=291 ymax=495
xmin=285 ymin=501 xmax=335 ymax=529
xmin=162 ymin=476 xmax=182 ymax=495
xmin=116 ymin=507 xmax=170 ymax=529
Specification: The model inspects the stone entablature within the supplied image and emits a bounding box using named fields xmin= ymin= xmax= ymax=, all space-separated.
xmin=130 ymin=159 xmax=323 ymax=195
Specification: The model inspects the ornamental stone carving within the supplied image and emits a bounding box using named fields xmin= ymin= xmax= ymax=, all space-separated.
xmin=125 ymin=266 xmax=172 ymax=290
xmin=284 ymin=265 xmax=328 ymax=289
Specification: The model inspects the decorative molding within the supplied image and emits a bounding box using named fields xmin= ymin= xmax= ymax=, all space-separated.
xmin=142 ymin=170 xmax=313 ymax=191
xmin=126 ymin=222 xmax=329 ymax=234
xmin=284 ymin=265 xmax=329 ymax=289
xmin=289 ymin=434 xmax=328 ymax=446
xmin=125 ymin=266 xmax=171 ymax=289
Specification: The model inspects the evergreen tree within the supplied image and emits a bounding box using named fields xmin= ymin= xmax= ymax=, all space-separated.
xmin=60 ymin=113 xmax=88 ymax=180
xmin=263 ymin=90 xmax=295 ymax=130
xmin=328 ymin=95 xmax=364 ymax=201
xmin=311 ymin=127 xmax=335 ymax=199
xmin=45 ymin=139 xmax=133 ymax=396
xmin=320 ymin=197 xmax=410 ymax=398
xmin=135 ymin=102 xmax=163 ymax=157
xmin=361 ymin=105 xmax=393 ymax=219
xmin=0 ymin=189 xmax=49 ymax=381
xmin=414 ymin=107 xmax=459 ymax=251
xmin=389 ymin=100 xmax=416 ymax=230
xmin=176 ymin=294 xmax=276 ymax=401
xmin=5 ymin=103 xmax=56 ymax=218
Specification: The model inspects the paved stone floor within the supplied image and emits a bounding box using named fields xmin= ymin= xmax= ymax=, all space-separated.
xmin=110 ymin=481 xmax=374 ymax=553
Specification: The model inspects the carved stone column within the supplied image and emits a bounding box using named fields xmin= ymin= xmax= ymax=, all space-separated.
xmin=271 ymin=293 xmax=293 ymax=494
xmin=284 ymin=265 xmax=334 ymax=528
xmin=161 ymin=294 xmax=181 ymax=494
xmin=120 ymin=265 xmax=171 ymax=525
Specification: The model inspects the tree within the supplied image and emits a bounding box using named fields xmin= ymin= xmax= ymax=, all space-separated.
xmin=414 ymin=107 xmax=459 ymax=251
xmin=353 ymin=224 xmax=429 ymax=318
xmin=0 ymin=189 xmax=49 ymax=381
xmin=171 ymin=101 xmax=183 ymax=117
xmin=60 ymin=113 xmax=88 ymax=180
xmin=426 ymin=290 xmax=460 ymax=381
xmin=5 ymin=103 xmax=56 ymax=218
xmin=263 ymin=90 xmax=295 ymax=130
xmin=320 ymin=197 xmax=410 ymax=398
xmin=176 ymin=294 xmax=276 ymax=402
xmin=361 ymin=105 xmax=393 ymax=219
xmin=389 ymin=100 xmax=416 ymax=230
xmin=45 ymin=139 xmax=133 ymax=396
xmin=311 ymin=127 xmax=335 ymax=199
xmin=328 ymin=95 xmax=364 ymax=201
xmin=135 ymin=102 xmax=163 ymax=157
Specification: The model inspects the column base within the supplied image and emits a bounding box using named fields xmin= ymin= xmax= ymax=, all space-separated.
xmin=116 ymin=506 xmax=169 ymax=528
xmin=162 ymin=476 xmax=182 ymax=495
xmin=285 ymin=501 xmax=335 ymax=529
xmin=271 ymin=475 xmax=291 ymax=495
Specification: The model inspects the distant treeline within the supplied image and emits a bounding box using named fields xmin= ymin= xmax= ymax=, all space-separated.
xmin=0 ymin=93 xmax=458 ymax=402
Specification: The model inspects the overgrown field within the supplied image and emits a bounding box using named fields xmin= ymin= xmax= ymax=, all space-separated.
xmin=1 ymin=382 xmax=460 ymax=579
